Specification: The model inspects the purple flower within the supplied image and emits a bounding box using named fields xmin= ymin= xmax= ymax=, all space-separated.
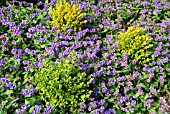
xmin=24 ymin=67 xmax=30 ymax=72
xmin=104 ymin=110 xmax=111 ymax=114
xmin=32 ymin=105 xmax=42 ymax=114
xmin=23 ymin=60 xmax=30 ymax=65
xmin=51 ymin=27 xmax=58 ymax=32
xmin=0 ymin=33 xmax=7 ymax=39
xmin=100 ymin=106 xmax=105 ymax=113
xmin=22 ymin=86 xmax=36 ymax=97
xmin=161 ymin=50 xmax=168 ymax=55
xmin=101 ymin=99 xmax=106 ymax=106
xmin=88 ymin=105 xmax=92 ymax=111
xmin=150 ymin=87 xmax=157 ymax=96
xmin=25 ymin=48 xmax=30 ymax=54
xmin=8 ymin=82 xmax=15 ymax=89
xmin=155 ymin=45 xmax=162 ymax=52
xmin=160 ymin=76 xmax=164 ymax=85
xmin=27 ymin=33 xmax=35 ymax=38
xmin=18 ymin=49 xmax=22 ymax=55
xmin=144 ymin=101 xmax=151 ymax=108
xmin=11 ymin=40 xmax=17 ymax=45
xmin=95 ymin=88 xmax=98 ymax=96
xmin=112 ymin=69 xmax=117 ymax=76
xmin=38 ymin=60 xmax=44 ymax=68
xmin=131 ymin=100 xmax=136 ymax=106
xmin=107 ymin=70 xmax=111 ymax=76
xmin=155 ymin=3 xmax=163 ymax=9
xmin=161 ymin=57 xmax=168 ymax=64
xmin=138 ymin=90 xmax=144 ymax=95
xmin=153 ymin=51 xmax=161 ymax=58
xmin=131 ymin=59 xmax=136 ymax=65
xmin=42 ymin=106 xmax=52 ymax=114
xmin=37 ymin=38 xmax=46 ymax=43
xmin=80 ymin=2 xmax=90 ymax=10
xmin=112 ymin=24 xmax=119 ymax=30
xmin=0 ymin=60 xmax=5 ymax=68
xmin=17 ymin=104 xmax=30 ymax=114
xmin=80 ymin=103 xmax=86 ymax=110
xmin=1 ymin=40 xmax=8 ymax=46
xmin=142 ymin=1 xmax=151 ymax=6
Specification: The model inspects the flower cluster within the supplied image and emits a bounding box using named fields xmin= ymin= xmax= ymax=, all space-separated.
xmin=0 ymin=0 xmax=169 ymax=114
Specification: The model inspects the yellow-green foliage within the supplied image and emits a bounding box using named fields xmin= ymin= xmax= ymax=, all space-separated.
xmin=31 ymin=50 xmax=93 ymax=114
xmin=116 ymin=26 xmax=153 ymax=64
xmin=50 ymin=0 xmax=87 ymax=34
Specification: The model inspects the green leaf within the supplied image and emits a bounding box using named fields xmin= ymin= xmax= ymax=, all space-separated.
xmin=140 ymin=83 xmax=149 ymax=91
xmin=30 ymin=68 xmax=34 ymax=73
xmin=5 ymin=98 xmax=19 ymax=110
xmin=98 ymin=91 xmax=103 ymax=97
xmin=40 ymin=44 xmax=47 ymax=48
xmin=156 ymin=16 xmax=160 ymax=20
xmin=25 ymin=99 xmax=30 ymax=105
xmin=2 ymin=90 xmax=13 ymax=95
xmin=29 ymin=98 xmax=36 ymax=105
xmin=135 ymin=93 xmax=140 ymax=98
xmin=34 ymin=19 xmax=39 ymax=24
xmin=45 ymin=0 xmax=49 ymax=4
xmin=22 ymin=44 xmax=27 ymax=49
xmin=153 ymin=11 xmax=158 ymax=16
xmin=104 ymin=102 xmax=108 ymax=108
xmin=29 ymin=106 xmax=35 ymax=113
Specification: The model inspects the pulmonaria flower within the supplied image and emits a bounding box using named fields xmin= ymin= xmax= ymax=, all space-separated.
xmin=160 ymin=76 xmax=164 ymax=85
xmin=145 ymin=99 xmax=153 ymax=108
xmin=104 ymin=110 xmax=111 ymax=114
xmin=26 ymin=33 xmax=35 ymax=38
xmin=130 ymin=100 xmax=136 ymax=106
xmin=1 ymin=40 xmax=8 ymax=46
xmin=88 ymin=105 xmax=92 ymax=112
xmin=23 ymin=60 xmax=30 ymax=65
xmin=32 ymin=105 xmax=42 ymax=114
xmin=100 ymin=99 xmax=106 ymax=106
xmin=7 ymin=82 xmax=15 ymax=89
xmin=17 ymin=104 xmax=30 ymax=114
xmin=21 ymin=86 xmax=36 ymax=97
xmin=112 ymin=69 xmax=117 ymax=76
xmin=132 ymin=60 xmax=136 ymax=65
xmin=0 ymin=78 xmax=16 ymax=90
xmin=25 ymin=48 xmax=31 ymax=54
xmin=38 ymin=60 xmax=44 ymax=68
xmin=112 ymin=24 xmax=119 ymax=30
xmin=0 ymin=60 xmax=5 ymax=68
xmin=24 ymin=67 xmax=30 ymax=72
xmin=51 ymin=26 xmax=58 ymax=32
xmin=80 ymin=2 xmax=90 ymax=10
xmin=80 ymin=103 xmax=86 ymax=110
xmin=150 ymin=87 xmax=157 ymax=96
xmin=17 ymin=49 xmax=22 ymax=55
xmin=0 ymin=33 xmax=7 ymax=39
xmin=100 ymin=106 xmax=105 ymax=113
xmin=37 ymin=38 xmax=46 ymax=44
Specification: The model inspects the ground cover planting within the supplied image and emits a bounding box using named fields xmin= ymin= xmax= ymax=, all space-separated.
xmin=0 ymin=0 xmax=170 ymax=114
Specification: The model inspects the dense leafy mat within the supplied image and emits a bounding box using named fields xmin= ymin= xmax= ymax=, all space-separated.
xmin=0 ymin=0 xmax=170 ymax=114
